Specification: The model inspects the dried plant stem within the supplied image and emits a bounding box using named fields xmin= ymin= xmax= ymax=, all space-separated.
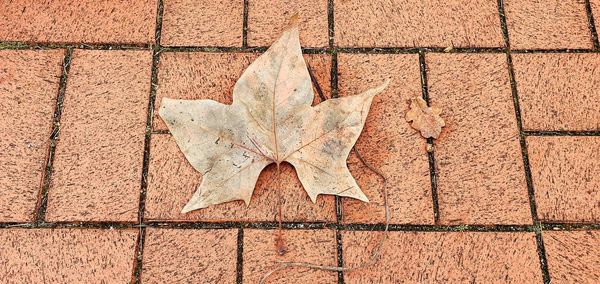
xmin=274 ymin=162 xmax=287 ymax=255
xmin=259 ymin=148 xmax=389 ymax=283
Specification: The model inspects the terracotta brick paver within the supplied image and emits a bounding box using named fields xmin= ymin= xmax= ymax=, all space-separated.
xmin=46 ymin=50 xmax=152 ymax=222
xmin=337 ymin=53 xmax=433 ymax=224
xmin=343 ymin=231 xmax=542 ymax=283
xmin=243 ymin=229 xmax=337 ymax=283
xmin=335 ymin=0 xmax=504 ymax=48
xmin=504 ymin=0 xmax=593 ymax=49
xmin=154 ymin=52 xmax=331 ymax=130
xmin=0 ymin=229 xmax=137 ymax=282
xmin=142 ymin=229 xmax=238 ymax=283
xmin=528 ymin=136 xmax=600 ymax=223
xmin=513 ymin=53 xmax=600 ymax=131
xmin=161 ymin=0 xmax=243 ymax=47
xmin=544 ymin=231 xmax=600 ymax=283
xmin=248 ymin=0 xmax=329 ymax=47
xmin=153 ymin=52 xmax=255 ymax=130
xmin=593 ymin=0 xmax=600 ymax=30
xmin=0 ymin=50 xmax=63 ymax=222
xmin=427 ymin=53 xmax=531 ymax=225
xmin=0 ymin=0 xmax=156 ymax=45
xmin=145 ymin=135 xmax=336 ymax=222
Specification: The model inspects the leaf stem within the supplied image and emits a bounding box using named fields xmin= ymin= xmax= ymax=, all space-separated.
xmin=274 ymin=162 xmax=287 ymax=256
xmin=259 ymin=147 xmax=389 ymax=283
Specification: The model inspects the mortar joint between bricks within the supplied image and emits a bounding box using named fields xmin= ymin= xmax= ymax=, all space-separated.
xmin=236 ymin=227 xmax=244 ymax=284
xmin=34 ymin=48 xmax=73 ymax=224
xmin=328 ymin=0 xmax=335 ymax=48
xmin=417 ymin=51 xmax=441 ymax=224
xmin=2 ymin=221 xmax=600 ymax=231
xmin=132 ymin=3 xmax=164 ymax=283
xmin=336 ymin=229 xmax=345 ymax=284
xmin=242 ymin=0 xmax=249 ymax=48
xmin=154 ymin=0 xmax=164 ymax=48
xmin=4 ymin=41 xmax=600 ymax=53
xmin=496 ymin=1 xmax=551 ymax=281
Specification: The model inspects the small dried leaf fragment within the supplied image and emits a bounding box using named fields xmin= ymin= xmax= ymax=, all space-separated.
xmin=405 ymin=97 xmax=445 ymax=139
xmin=159 ymin=23 xmax=389 ymax=213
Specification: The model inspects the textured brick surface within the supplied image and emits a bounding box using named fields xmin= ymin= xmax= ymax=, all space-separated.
xmin=528 ymin=137 xmax=600 ymax=223
xmin=337 ymin=53 xmax=433 ymax=224
xmin=0 ymin=229 xmax=137 ymax=283
xmin=145 ymin=134 xmax=336 ymax=222
xmin=248 ymin=0 xmax=329 ymax=47
xmin=593 ymin=0 xmax=600 ymax=30
xmin=142 ymin=229 xmax=238 ymax=283
xmin=154 ymin=52 xmax=254 ymax=130
xmin=343 ymin=231 xmax=541 ymax=283
xmin=154 ymin=52 xmax=331 ymax=129
xmin=0 ymin=50 xmax=63 ymax=222
xmin=46 ymin=50 xmax=152 ymax=222
xmin=513 ymin=53 xmax=600 ymax=131
xmin=243 ymin=229 xmax=337 ymax=283
xmin=545 ymin=231 xmax=600 ymax=283
xmin=504 ymin=0 xmax=593 ymax=49
xmin=427 ymin=53 xmax=531 ymax=225
xmin=161 ymin=0 xmax=243 ymax=46
xmin=334 ymin=0 xmax=504 ymax=48
xmin=0 ymin=0 xmax=156 ymax=44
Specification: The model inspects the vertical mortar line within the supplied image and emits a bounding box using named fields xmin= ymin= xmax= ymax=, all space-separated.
xmin=134 ymin=1 xmax=164 ymax=283
xmin=497 ymin=1 xmax=550 ymax=283
xmin=242 ymin=0 xmax=249 ymax=48
xmin=332 ymin=61 xmax=345 ymax=283
xmin=331 ymin=52 xmax=339 ymax=98
xmin=329 ymin=0 xmax=344 ymax=276
xmin=507 ymin=52 xmax=551 ymax=284
xmin=418 ymin=51 xmax=440 ymax=224
xmin=335 ymin=221 xmax=344 ymax=284
xmin=236 ymin=227 xmax=244 ymax=284
xmin=585 ymin=0 xmax=600 ymax=49
xmin=328 ymin=0 xmax=335 ymax=48
xmin=35 ymin=48 xmax=73 ymax=224
xmin=327 ymin=1 xmax=344 ymax=279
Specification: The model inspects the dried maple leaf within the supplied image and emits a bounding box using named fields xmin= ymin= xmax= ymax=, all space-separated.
xmin=159 ymin=24 xmax=389 ymax=213
xmin=405 ymin=97 xmax=445 ymax=139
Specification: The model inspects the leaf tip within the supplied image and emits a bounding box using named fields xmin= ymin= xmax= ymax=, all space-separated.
xmin=355 ymin=192 xmax=369 ymax=203
xmin=158 ymin=97 xmax=175 ymax=117
xmin=181 ymin=199 xmax=205 ymax=213
xmin=287 ymin=12 xmax=300 ymax=27
xmin=371 ymin=79 xmax=391 ymax=97
xmin=307 ymin=192 xmax=318 ymax=203
xmin=382 ymin=78 xmax=391 ymax=88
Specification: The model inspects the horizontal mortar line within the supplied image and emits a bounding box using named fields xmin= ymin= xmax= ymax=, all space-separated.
xmin=129 ymin=46 xmax=600 ymax=54
xmin=511 ymin=48 xmax=600 ymax=54
xmin=2 ymin=41 xmax=600 ymax=54
xmin=160 ymin=46 xmax=508 ymax=54
xmin=524 ymin=130 xmax=600 ymax=136
xmin=156 ymin=129 xmax=600 ymax=139
xmin=1 ymin=221 xmax=599 ymax=231
xmin=0 ymin=41 xmax=151 ymax=50
xmin=335 ymin=47 xmax=506 ymax=54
